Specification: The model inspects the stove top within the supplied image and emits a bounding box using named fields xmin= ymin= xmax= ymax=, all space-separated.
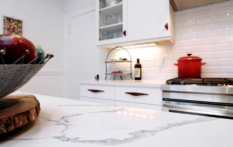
xmin=166 ymin=78 xmax=233 ymax=85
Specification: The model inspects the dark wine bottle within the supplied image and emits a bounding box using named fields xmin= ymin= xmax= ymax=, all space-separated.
xmin=135 ymin=58 xmax=142 ymax=80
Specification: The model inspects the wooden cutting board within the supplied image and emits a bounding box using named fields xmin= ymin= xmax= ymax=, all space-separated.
xmin=0 ymin=95 xmax=40 ymax=135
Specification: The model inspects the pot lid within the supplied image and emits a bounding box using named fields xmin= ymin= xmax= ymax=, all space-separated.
xmin=179 ymin=54 xmax=202 ymax=60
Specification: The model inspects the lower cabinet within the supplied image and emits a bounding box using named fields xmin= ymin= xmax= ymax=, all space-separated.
xmin=115 ymin=86 xmax=162 ymax=105
xmin=80 ymin=84 xmax=162 ymax=110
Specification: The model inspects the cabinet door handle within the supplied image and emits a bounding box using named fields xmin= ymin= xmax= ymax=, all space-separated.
xmin=125 ymin=92 xmax=149 ymax=96
xmin=123 ymin=30 xmax=126 ymax=36
xmin=165 ymin=23 xmax=168 ymax=30
xmin=88 ymin=89 xmax=104 ymax=93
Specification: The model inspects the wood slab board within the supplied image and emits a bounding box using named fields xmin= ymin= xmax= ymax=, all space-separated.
xmin=0 ymin=95 xmax=40 ymax=135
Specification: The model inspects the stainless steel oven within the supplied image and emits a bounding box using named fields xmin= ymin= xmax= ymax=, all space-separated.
xmin=162 ymin=84 xmax=233 ymax=119
xmin=163 ymin=98 xmax=233 ymax=118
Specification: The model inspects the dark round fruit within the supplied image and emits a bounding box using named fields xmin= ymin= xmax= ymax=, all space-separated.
xmin=0 ymin=34 xmax=37 ymax=64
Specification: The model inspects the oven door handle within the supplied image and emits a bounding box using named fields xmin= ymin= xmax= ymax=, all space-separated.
xmin=163 ymin=100 xmax=233 ymax=117
xmin=163 ymin=98 xmax=233 ymax=107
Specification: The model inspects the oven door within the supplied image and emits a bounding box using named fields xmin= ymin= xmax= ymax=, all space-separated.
xmin=163 ymin=98 xmax=233 ymax=118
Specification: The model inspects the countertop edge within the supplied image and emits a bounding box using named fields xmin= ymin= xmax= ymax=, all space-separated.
xmin=79 ymin=80 xmax=165 ymax=88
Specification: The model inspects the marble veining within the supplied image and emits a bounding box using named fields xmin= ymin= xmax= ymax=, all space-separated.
xmin=53 ymin=117 xmax=216 ymax=145
xmin=1 ymin=93 xmax=233 ymax=147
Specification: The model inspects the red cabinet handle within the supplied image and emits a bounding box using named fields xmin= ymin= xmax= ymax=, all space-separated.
xmin=88 ymin=89 xmax=104 ymax=93
xmin=165 ymin=23 xmax=168 ymax=30
xmin=123 ymin=30 xmax=126 ymax=36
xmin=125 ymin=92 xmax=149 ymax=96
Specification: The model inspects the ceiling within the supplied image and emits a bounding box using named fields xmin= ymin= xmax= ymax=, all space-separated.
xmin=170 ymin=0 xmax=230 ymax=11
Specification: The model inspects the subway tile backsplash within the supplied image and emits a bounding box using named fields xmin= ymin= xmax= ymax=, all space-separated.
xmin=104 ymin=1 xmax=233 ymax=80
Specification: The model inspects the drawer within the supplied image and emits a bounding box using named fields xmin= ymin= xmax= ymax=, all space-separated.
xmin=115 ymin=101 xmax=162 ymax=111
xmin=80 ymin=84 xmax=114 ymax=100
xmin=115 ymin=86 xmax=162 ymax=105
xmin=81 ymin=97 xmax=114 ymax=105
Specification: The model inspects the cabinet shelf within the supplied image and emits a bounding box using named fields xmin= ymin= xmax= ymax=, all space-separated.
xmin=100 ymin=3 xmax=123 ymax=15
xmin=100 ymin=23 xmax=123 ymax=30
xmin=105 ymin=73 xmax=132 ymax=75
xmin=105 ymin=60 xmax=131 ymax=63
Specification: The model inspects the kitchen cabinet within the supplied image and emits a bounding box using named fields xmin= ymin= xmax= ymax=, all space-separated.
xmin=96 ymin=0 xmax=175 ymax=49
xmin=127 ymin=0 xmax=174 ymax=42
xmin=115 ymin=86 xmax=162 ymax=105
xmin=80 ymin=84 xmax=114 ymax=100
xmin=96 ymin=0 xmax=128 ymax=46
xmin=80 ymin=84 xmax=163 ymax=110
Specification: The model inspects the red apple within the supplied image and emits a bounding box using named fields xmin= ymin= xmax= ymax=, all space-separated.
xmin=0 ymin=34 xmax=37 ymax=64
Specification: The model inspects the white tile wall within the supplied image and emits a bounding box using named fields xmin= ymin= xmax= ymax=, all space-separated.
xmin=104 ymin=1 xmax=233 ymax=80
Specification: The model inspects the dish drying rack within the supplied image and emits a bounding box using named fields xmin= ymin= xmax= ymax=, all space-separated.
xmin=105 ymin=46 xmax=133 ymax=80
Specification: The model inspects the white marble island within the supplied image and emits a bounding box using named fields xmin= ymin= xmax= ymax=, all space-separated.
xmin=0 ymin=94 xmax=232 ymax=147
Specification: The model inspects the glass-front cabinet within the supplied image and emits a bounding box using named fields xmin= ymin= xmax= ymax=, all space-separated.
xmin=96 ymin=0 xmax=128 ymax=46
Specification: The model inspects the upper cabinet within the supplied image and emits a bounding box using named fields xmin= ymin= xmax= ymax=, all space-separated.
xmin=96 ymin=0 xmax=175 ymax=49
xmin=96 ymin=0 xmax=128 ymax=46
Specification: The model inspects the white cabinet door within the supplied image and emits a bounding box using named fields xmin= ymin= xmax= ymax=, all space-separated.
xmin=80 ymin=84 xmax=114 ymax=100
xmin=115 ymin=86 xmax=162 ymax=105
xmin=127 ymin=0 xmax=170 ymax=42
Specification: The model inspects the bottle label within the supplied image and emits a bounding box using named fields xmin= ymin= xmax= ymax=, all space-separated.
xmin=135 ymin=68 xmax=140 ymax=78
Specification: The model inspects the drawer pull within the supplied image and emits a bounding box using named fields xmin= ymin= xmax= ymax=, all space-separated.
xmin=125 ymin=92 xmax=149 ymax=96
xmin=88 ymin=89 xmax=104 ymax=93
xmin=165 ymin=23 xmax=168 ymax=30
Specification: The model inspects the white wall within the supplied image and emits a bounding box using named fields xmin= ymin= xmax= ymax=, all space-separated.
xmin=0 ymin=0 xmax=65 ymax=97
xmin=104 ymin=1 xmax=233 ymax=80
xmin=64 ymin=0 xmax=95 ymax=13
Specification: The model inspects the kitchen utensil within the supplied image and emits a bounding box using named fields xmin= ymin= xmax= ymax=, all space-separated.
xmin=113 ymin=32 xmax=117 ymax=38
xmin=118 ymin=0 xmax=122 ymax=3
xmin=106 ymin=16 xmax=112 ymax=25
xmin=116 ymin=31 xmax=122 ymax=38
xmin=103 ymin=32 xmax=108 ymax=40
xmin=102 ymin=17 xmax=107 ymax=26
xmin=117 ymin=15 xmax=122 ymax=23
xmin=107 ymin=33 xmax=113 ymax=39
xmin=111 ymin=14 xmax=117 ymax=24
xmin=174 ymin=54 xmax=206 ymax=78
xmin=104 ymin=0 xmax=120 ymax=7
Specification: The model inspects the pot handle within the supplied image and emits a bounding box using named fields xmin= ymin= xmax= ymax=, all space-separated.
xmin=174 ymin=63 xmax=178 ymax=66
xmin=201 ymin=62 xmax=206 ymax=65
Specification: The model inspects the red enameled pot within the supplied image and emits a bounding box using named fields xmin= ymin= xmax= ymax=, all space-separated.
xmin=174 ymin=54 xmax=206 ymax=78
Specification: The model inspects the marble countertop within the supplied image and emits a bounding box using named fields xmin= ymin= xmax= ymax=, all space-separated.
xmin=79 ymin=80 xmax=166 ymax=87
xmin=1 ymin=93 xmax=233 ymax=147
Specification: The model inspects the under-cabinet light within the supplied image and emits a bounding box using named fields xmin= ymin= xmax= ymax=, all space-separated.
xmin=123 ymin=43 xmax=157 ymax=49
